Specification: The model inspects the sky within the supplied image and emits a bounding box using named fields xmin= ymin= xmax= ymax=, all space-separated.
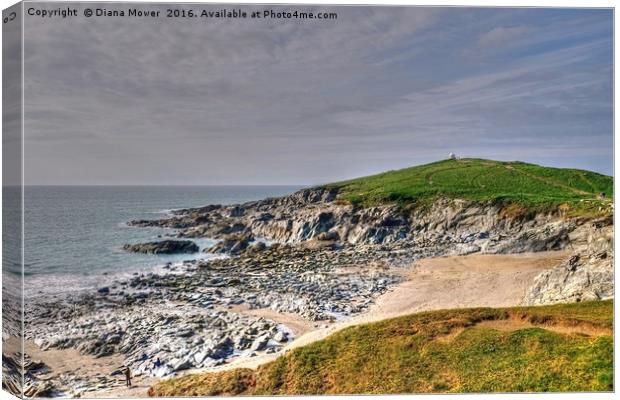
xmin=19 ymin=5 xmax=613 ymax=185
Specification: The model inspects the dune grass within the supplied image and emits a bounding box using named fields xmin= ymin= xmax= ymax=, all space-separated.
xmin=324 ymin=158 xmax=612 ymax=216
xmin=149 ymin=300 xmax=613 ymax=396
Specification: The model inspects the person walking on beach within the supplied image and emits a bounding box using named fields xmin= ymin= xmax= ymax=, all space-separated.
xmin=124 ymin=366 xmax=132 ymax=387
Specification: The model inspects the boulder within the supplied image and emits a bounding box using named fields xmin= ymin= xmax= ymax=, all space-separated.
xmin=250 ymin=335 xmax=269 ymax=351
xmin=229 ymin=206 xmax=245 ymax=217
xmin=317 ymin=231 xmax=340 ymax=241
xmin=170 ymin=358 xmax=193 ymax=372
xmin=208 ymin=337 xmax=234 ymax=359
xmin=205 ymin=233 xmax=254 ymax=255
xmin=273 ymin=331 xmax=288 ymax=343
xmin=154 ymin=366 xmax=173 ymax=378
xmin=193 ymin=351 xmax=209 ymax=365
xmin=97 ymin=287 xmax=110 ymax=295
xmin=234 ymin=335 xmax=252 ymax=350
xmin=246 ymin=242 xmax=267 ymax=254
xmin=78 ymin=340 xmax=115 ymax=358
xmin=106 ymin=334 xmax=123 ymax=345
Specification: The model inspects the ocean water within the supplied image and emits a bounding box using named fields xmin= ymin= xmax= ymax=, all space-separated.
xmin=17 ymin=186 xmax=300 ymax=297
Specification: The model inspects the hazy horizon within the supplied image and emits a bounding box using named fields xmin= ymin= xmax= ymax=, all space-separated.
xmin=12 ymin=4 xmax=613 ymax=185
xmin=9 ymin=155 xmax=613 ymax=187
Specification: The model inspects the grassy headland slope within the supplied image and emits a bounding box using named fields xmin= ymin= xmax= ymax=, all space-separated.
xmin=149 ymin=300 xmax=612 ymax=396
xmin=326 ymin=158 xmax=612 ymax=213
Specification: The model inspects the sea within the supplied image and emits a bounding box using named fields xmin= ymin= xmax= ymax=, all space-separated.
xmin=5 ymin=186 xmax=301 ymax=298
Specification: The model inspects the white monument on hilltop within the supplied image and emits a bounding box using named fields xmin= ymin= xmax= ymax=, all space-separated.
xmin=449 ymin=152 xmax=456 ymax=160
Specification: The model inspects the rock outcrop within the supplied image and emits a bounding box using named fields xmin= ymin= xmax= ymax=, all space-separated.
xmin=125 ymin=187 xmax=614 ymax=310
xmin=122 ymin=240 xmax=199 ymax=254
xmin=129 ymin=188 xmax=584 ymax=255
xmin=205 ymin=233 xmax=254 ymax=255
xmin=523 ymin=221 xmax=613 ymax=305
xmin=2 ymin=353 xmax=53 ymax=398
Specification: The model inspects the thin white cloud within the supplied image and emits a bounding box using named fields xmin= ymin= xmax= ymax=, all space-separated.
xmin=477 ymin=26 xmax=532 ymax=47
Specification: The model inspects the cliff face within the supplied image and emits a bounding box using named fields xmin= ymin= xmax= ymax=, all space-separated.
xmin=128 ymin=184 xmax=613 ymax=321
xmin=130 ymin=187 xmax=593 ymax=255
xmin=523 ymin=223 xmax=613 ymax=305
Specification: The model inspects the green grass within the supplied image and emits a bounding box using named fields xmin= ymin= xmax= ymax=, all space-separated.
xmin=323 ymin=158 xmax=612 ymax=216
xmin=149 ymin=300 xmax=613 ymax=396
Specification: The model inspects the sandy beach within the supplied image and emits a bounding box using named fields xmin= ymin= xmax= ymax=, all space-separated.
xmin=85 ymin=250 xmax=567 ymax=397
xmin=255 ymin=251 xmax=569 ymax=355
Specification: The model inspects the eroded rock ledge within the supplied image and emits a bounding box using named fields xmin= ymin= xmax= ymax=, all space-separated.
xmin=122 ymin=240 xmax=199 ymax=254
xmin=523 ymin=221 xmax=613 ymax=305
xmin=129 ymin=187 xmax=587 ymax=255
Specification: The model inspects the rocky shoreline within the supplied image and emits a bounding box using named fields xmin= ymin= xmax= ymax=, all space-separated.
xmin=21 ymin=241 xmax=433 ymax=397
xmin=6 ymin=187 xmax=614 ymax=397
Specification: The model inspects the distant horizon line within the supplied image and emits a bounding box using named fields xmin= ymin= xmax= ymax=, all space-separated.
xmin=2 ymin=157 xmax=614 ymax=187
xmin=4 ymin=184 xmax=311 ymax=187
